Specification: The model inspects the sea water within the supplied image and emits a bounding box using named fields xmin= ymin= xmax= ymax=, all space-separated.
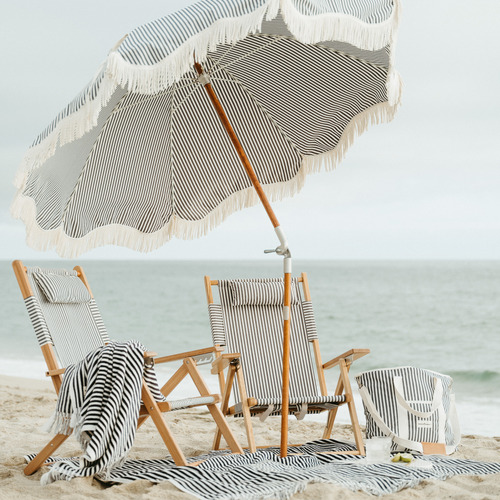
xmin=1 ymin=259 xmax=498 ymax=437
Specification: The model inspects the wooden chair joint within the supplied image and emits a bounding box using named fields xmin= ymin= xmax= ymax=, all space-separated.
xmin=211 ymin=352 xmax=240 ymax=374
xmin=323 ymin=348 xmax=370 ymax=370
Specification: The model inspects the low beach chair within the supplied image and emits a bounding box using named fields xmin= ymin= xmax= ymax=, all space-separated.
xmin=205 ymin=273 xmax=369 ymax=454
xmin=13 ymin=260 xmax=243 ymax=474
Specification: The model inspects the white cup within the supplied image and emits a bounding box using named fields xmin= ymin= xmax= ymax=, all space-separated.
xmin=365 ymin=437 xmax=392 ymax=463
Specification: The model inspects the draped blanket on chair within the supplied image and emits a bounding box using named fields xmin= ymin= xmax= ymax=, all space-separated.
xmin=42 ymin=340 xmax=164 ymax=485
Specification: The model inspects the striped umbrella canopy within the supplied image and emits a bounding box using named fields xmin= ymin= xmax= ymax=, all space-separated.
xmin=13 ymin=0 xmax=401 ymax=256
xmin=12 ymin=0 xmax=402 ymax=456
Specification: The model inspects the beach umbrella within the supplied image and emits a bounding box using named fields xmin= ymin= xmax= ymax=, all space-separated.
xmin=12 ymin=0 xmax=402 ymax=457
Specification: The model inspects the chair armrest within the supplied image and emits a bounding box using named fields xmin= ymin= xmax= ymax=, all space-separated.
xmin=211 ymin=353 xmax=241 ymax=375
xmin=154 ymin=346 xmax=223 ymax=365
xmin=47 ymin=350 xmax=158 ymax=376
xmin=46 ymin=367 xmax=66 ymax=377
xmin=323 ymin=348 xmax=370 ymax=370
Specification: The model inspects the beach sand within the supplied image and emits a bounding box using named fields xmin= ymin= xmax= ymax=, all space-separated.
xmin=0 ymin=374 xmax=498 ymax=500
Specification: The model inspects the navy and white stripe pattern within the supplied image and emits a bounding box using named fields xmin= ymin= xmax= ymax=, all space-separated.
xmin=24 ymin=265 xmax=213 ymax=413
xmin=231 ymin=279 xmax=299 ymax=305
xmin=214 ymin=278 xmax=344 ymax=417
xmin=208 ymin=303 xmax=226 ymax=345
xmin=34 ymin=440 xmax=500 ymax=497
xmin=30 ymin=65 xmax=108 ymax=148
xmin=32 ymin=270 xmax=91 ymax=304
xmin=117 ymin=0 xmax=394 ymax=70
xmin=302 ymin=300 xmax=318 ymax=341
xmin=24 ymin=295 xmax=52 ymax=346
xmin=25 ymin=266 xmax=110 ymax=366
xmin=42 ymin=340 xmax=165 ymax=485
xmin=13 ymin=0 xmax=402 ymax=258
xmin=356 ymin=367 xmax=459 ymax=453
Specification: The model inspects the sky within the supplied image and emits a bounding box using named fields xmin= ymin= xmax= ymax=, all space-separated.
xmin=0 ymin=0 xmax=499 ymax=261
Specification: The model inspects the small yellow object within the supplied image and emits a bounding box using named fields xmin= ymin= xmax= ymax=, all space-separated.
xmin=391 ymin=453 xmax=413 ymax=463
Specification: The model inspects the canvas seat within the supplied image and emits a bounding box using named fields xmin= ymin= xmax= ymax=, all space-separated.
xmin=13 ymin=260 xmax=243 ymax=474
xmin=205 ymin=273 xmax=369 ymax=454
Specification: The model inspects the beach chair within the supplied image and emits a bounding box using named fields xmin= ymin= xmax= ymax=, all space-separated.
xmin=205 ymin=273 xmax=369 ymax=454
xmin=13 ymin=260 xmax=243 ymax=474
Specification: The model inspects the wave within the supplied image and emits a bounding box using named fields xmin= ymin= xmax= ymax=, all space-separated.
xmin=448 ymin=370 xmax=500 ymax=398
xmin=449 ymin=370 xmax=500 ymax=383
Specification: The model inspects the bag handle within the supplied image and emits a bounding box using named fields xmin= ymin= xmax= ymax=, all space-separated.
xmin=358 ymin=385 xmax=424 ymax=453
xmin=360 ymin=377 xmax=461 ymax=455
xmin=445 ymin=393 xmax=461 ymax=454
xmin=393 ymin=376 xmax=443 ymax=419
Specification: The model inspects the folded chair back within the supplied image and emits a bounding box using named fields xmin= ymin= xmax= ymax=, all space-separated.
xmin=21 ymin=265 xmax=110 ymax=368
xmin=210 ymin=277 xmax=321 ymax=407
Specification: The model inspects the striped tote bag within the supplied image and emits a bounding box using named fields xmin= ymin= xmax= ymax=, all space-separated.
xmin=355 ymin=367 xmax=460 ymax=455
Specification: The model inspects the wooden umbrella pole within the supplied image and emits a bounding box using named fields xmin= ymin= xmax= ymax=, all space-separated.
xmin=280 ymin=272 xmax=292 ymax=455
xmin=193 ymin=63 xmax=279 ymax=227
xmin=194 ymin=62 xmax=292 ymax=457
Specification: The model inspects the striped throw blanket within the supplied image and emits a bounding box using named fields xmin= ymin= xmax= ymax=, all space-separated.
xmin=37 ymin=442 xmax=500 ymax=498
xmin=42 ymin=340 xmax=164 ymax=485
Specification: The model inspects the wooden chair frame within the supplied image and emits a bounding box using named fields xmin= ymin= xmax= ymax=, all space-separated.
xmin=13 ymin=260 xmax=243 ymax=474
xmin=205 ymin=272 xmax=369 ymax=455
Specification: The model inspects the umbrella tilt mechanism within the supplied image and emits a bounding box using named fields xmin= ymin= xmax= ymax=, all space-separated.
xmin=265 ymin=226 xmax=291 ymax=258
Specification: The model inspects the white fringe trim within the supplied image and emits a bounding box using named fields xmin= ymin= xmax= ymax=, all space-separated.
xmin=106 ymin=0 xmax=280 ymax=95
xmin=14 ymin=0 xmax=401 ymax=187
xmin=280 ymin=0 xmax=400 ymax=50
xmin=11 ymin=99 xmax=401 ymax=259
xmin=43 ymin=411 xmax=72 ymax=435
xmin=14 ymin=68 xmax=119 ymax=189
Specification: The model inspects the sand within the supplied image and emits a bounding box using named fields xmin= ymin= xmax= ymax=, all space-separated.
xmin=0 ymin=374 xmax=499 ymax=500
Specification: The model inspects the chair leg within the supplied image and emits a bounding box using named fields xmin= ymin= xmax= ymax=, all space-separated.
xmin=213 ymin=364 xmax=236 ymax=450
xmin=184 ymin=358 xmax=243 ymax=455
xmin=141 ymin=381 xmax=188 ymax=466
xmin=215 ymin=350 xmax=226 ymax=397
xmin=24 ymin=433 xmax=70 ymax=475
xmin=323 ymin=375 xmax=344 ymax=439
xmin=338 ymin=359 xmax=365 ymax=455
xmin=234 ymin=363 xmax=256 ymax=453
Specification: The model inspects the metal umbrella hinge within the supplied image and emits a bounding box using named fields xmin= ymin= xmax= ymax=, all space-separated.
xmin=196 ymin=71 xmax=211 ymax=86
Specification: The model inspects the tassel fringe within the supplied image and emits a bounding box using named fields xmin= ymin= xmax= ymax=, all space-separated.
xmin=11 ymin=98 xmax=401 ymax=258
xmin=14 ymin=69 xmax=118 ymax=189
xmin=13 ymin=0 xmax=401 ymax=187
xmin=280 ymin=0 xmax=400 ymax=50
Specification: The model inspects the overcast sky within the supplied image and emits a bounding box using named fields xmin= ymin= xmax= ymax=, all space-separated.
xmin=1 ymin=1 xmax=499 ymax=260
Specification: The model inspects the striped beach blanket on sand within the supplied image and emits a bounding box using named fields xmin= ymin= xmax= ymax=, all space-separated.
xmin=37 ymin=440 xmax=500 ymax=497
xmin=36 ymin=340 xmax=500 ymax=494
xmin=42 ymin=340 xmax=164 ymax=485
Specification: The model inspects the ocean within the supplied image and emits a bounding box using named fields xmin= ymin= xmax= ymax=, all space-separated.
xmin=1 ymin=259 xmax=499 ymax=437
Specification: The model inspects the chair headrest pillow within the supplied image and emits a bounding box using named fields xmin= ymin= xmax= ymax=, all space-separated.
xmin=32 ymin=271 xmax=91 ymax=304
xmin=230 ymin=280 xmax=299 ymax=306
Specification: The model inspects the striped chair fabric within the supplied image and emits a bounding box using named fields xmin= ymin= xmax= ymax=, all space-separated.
xmin=211 ymin=278 xmax=344 ymax=417
xmin=32 ymin=271 xmax=91 ymax=303
xmin=23 ymin=266 xmax=216 ymax=410
xmin=17 ymin=263 xmax=253 ymax=473
xmin=25 ymin=266 xmax=110 ymax=368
